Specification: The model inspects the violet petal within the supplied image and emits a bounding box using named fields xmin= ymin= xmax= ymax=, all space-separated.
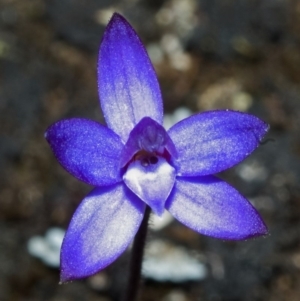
xmin=98 ymin=13 xmax=163 ymax=143
xmin=123 ymin=156 xmax=176 ymax=216
xmin=120 ymin=117 xmax=177 ymax=167
xmin=60 ymin=183 xmax=145 ymax=282
xmin=168 ymin=110 xmax=269 ymax=176
xmin=45 ymin=118 xmax=123 ymax=186
xmin=165 ymin=176 xmax=267 ymax=240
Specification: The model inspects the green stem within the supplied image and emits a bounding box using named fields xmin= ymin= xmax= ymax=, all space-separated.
xmin=123 ymin=206 xmax=151 ymax=301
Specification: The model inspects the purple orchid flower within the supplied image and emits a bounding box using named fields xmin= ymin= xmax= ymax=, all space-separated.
xmin=45 ymin=13 xmax=269 ymax=282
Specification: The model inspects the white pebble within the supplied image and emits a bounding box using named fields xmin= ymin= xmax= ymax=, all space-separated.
xmin=143 ymin=240 xmax=207 ymax=282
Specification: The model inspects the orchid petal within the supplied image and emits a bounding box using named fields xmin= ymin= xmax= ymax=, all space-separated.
xmin=124 ymin=157 xmax=176 ymax=216
xmin=168 ymin=110 xmax=269 ymax=176
xmin=45 ymin=118 xmax=123 ymax=186
xmin=166 ymin=176 xmax=267 ymax=240
xmin=120 ymin=117 xmax=177 ymax=167
xmin=98 ymin=13 xmax=163 ymax=142
xmin=60 ymin=183 xmax=145 ymax=282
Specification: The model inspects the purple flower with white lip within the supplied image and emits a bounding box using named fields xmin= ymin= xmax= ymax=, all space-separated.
xmin=45 ymin=13 xmax=269 ymax=282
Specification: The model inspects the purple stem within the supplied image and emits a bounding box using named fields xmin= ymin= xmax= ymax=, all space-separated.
xmin=123 ymin=206 xmax=151 ymax=301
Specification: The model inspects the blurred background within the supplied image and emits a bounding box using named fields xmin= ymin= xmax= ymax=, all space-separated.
xmin=1 ymin=0 xmax=300 ymax=300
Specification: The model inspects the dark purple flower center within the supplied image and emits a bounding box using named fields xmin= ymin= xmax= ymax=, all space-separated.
xmin=137 ymin=154 xmax=159 ymax=167
xmin=120 ymin=117 xmax=178 ymax=169
xmin=131 ymin=148 xmax=160 ymax=168
xmin=121 ymin=117 xmax=178 ymax=215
